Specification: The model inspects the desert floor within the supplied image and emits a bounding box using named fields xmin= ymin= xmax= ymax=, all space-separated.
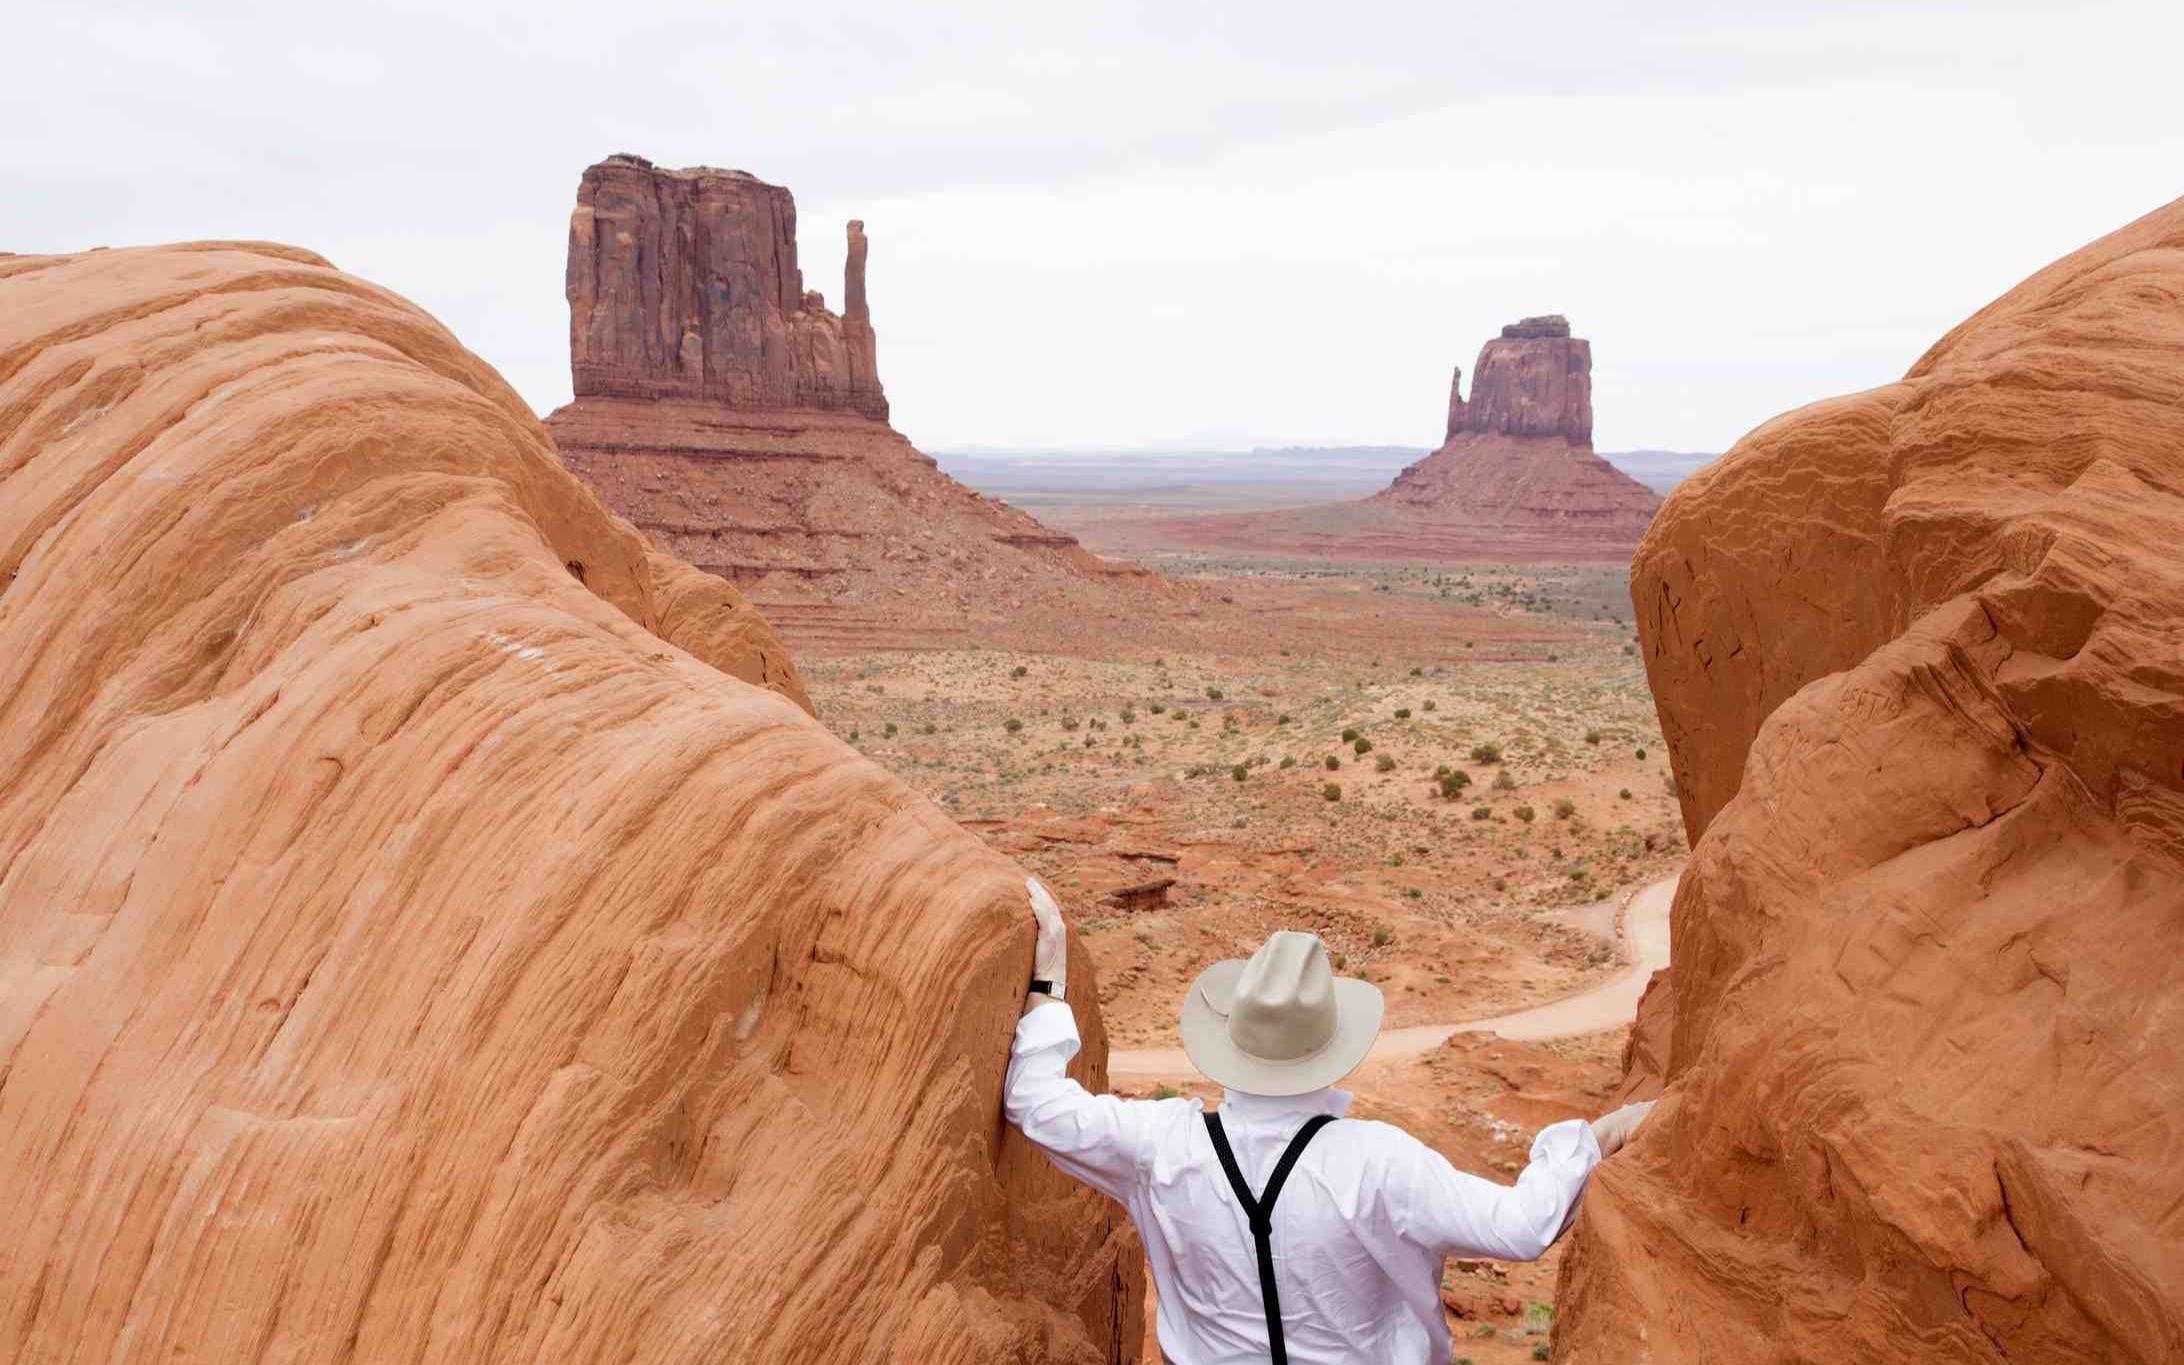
xmin=801 ymin=558 xmax=1682 ymax=1360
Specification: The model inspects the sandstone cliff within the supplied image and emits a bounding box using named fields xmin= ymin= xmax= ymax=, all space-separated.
xmin=549 ymin=156 xmax=1163 ymax=654
xmin=0 ymin=243 xmax=1141 ymax=1362
xmin=568 ymin=154 xmax=886 ymax=420
xmin=1555 ymin=198 xmax=2184 ymax=1362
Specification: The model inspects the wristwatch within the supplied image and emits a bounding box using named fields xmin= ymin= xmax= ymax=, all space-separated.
xmin=1029 ymin=978 xmax=1066 ymax=1002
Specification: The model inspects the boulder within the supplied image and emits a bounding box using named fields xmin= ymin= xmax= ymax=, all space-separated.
xmin=1555 ymin=197 xmax=2184 ymax=1363
xmin=0 ymin=242 xmax=1141 ymax=1363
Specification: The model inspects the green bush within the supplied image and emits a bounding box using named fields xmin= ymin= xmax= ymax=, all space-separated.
xmin=1438 ymin=771 xmax=1471 ymax=799
xmin=1232 ymin=764 xmax=1249 ymax=782
xmin=884 ymin=722 xmax=897 ymax=737
xmin=1471 ymin=805 xmax=1492 ymax=821
xmin=1372 ymin=927 xmax=1392 ymax=946
xmin=1149 ymin=702 xmax=1167 ymax=714
xmin=1393 ymin=707 xmax=1411 ymax=719
xmin=1553 ymin=797 xmax=1577 ymax=819
xmin=1514 ymin=804 xmax=1537 ymax=823
xmin=1342 ymin=727 xmax=1360 ymax=743
xmin=1584 ymin=728 xmax=1602 ymax=745
xmin=1324 ymin=755 xmax=1341 ymax=771
xmin=1375 ymin=754 xmax=1396 ymax=773
xmin=1004 ymin=718 xmax=1023 ymax=733
xmin=1206 ymin=686 xmax=1224 ymax=700
xmin=922 ymin=722 xmax=937 ymax=734
xmin=1635 ymin=746 xmax=1647 ymax=760
xmin=1011 ymin=665 xmax=1028 ymax=678
xmin=1119 ymin=707 xmax=1136 ymax=724
xmin=1470 ymin=741 xmax=1502 ymax=764
xmin=1618 ymin=787 xmax=1633 ymax=800
xmin=1353 ymin=737 xmax=1373 ymax=756
xmin=1279 ymin=756 xmax=1296 ymax=769
xmin=1276 ymin=712 xmax=1292 ymax=725
xmin=1492 ymin=769 xmax=1518 ymax=791
xmin=1422 ymin=699 xmax=1437 ymax=711
xmin=1322 ymin=783 xmax=1342 ymax=802
xmin=1532 ymin=1346 xmax=1551 ymax=1362
xmin=1061 ymin=716 xmax=1079 ymax=731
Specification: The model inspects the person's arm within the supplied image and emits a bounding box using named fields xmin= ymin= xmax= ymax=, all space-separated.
xmin=1383 ymin=1101 xmax=1653 ymax=1262
xmin=1002 ymin=877 xmax=1163 ymax=1203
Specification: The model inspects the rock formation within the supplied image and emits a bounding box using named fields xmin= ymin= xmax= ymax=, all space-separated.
xmin=549 ymin=156 xmax=1161 ymax=653
xmin=0 ymin=242 xmax=1140 ymax=1362
xmin=1083 ymin=317 xmax=1658 ymax=563
xmin=566 ymin=154 xmax=886 ymax=420
xmin=1554 ymin=198 xmax=2184 ymax=1362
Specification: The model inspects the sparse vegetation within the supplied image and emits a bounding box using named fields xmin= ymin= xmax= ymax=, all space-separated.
xmin=1514 ymin=804 xmax=1536 ymax=823
xmin=1375 ymin=754 xmax=1396 ymax=772
xmin=1322 ymin=783 xmax=1342 ymax=802
xmin=1492 ymin=769 xmax=1518 ymax=791
xmin=1372 ymin=927 xmax=1392 ymax=946
xmin=1393 ymin=707 xmax=1411 ymax=719
xmin=1353 ymin=737 xmax=1373 ymax=756
xmin=1011 ymin=665 xmax=1028 ymax=678
xmin=1324 ymin=754 xmax=1341 ymax=771
xmin=1342 ymin=727 xmax=1360 ymax=743
xmin=1472 ymin=805 xmax=1492 ymax=820
xmin=1553 ymin=797 xmax=1577 ymax=819
xmin=1231 ymin=763 xmax=1248 ymax=782
xmin=1470 ymin=741 xmax=1503 ymax=764
xmin=1206 ymin=686 xmax=1224 ymax=700
xmin=1584 ymin=728 xmax=1601 ymax=745
xmin=1004 ymin=718 xmax=1023 ymax=733
xmin=1422 ymin=699 xmax=1437 ymax=711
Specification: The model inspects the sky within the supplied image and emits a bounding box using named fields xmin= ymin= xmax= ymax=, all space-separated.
xmin=10 ymin=1 xmax=2181 ymax=454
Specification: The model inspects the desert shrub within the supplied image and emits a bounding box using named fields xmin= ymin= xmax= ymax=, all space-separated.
xmin=1278 ymin=755 xmax=1296 ymax=769
xmin=1584 ymin=728 xmax=1601 ymax=745
xmin=1532 ymin=1346 xmax=1551 ymax=1362
xmin=1353 ymin=737 xmax=1373 ymax=756
xmin=1406 ymin=887 xmax=1423 ymax=900
xmin=848 ymin=729 xmax=860 ymax=741
xmin=1375 ymin=754 xmax=1396 ymax=773
xmin=1188 ymin=719 xmax=1200 ymax=729
xmin=1060 ymin=716 xmax=1079 ymax=731
xmin=1492 ymin=769 xmax=1518 ymax=791
xmin=1231 ymin=763 xmax=1248 ymax=782
xmin=1393 ymin=707 xmax=1411 ymax=719
xmin=1004 ymin=718 xmax=1023 ymax=733
xmin=1470 ymin=741 xmax=1502 ymax=764
xmin=1553 ymin=797 xmax=1577 ymax=819
xmin=1149 ymin=702 xmax=1166 ymax=714
xmin=1471 ymin=805 xmax=1492 ymax=821
xmin=1422 ymin=699 xmax=1437 ymax=711
xmin=1324 ymin=755 xmax=1341 ymax=771
xmin=922 ymin=722 xmax=937 ymax=734
xmin=1120 ymin=706 xmax=1136 ymax=724
xmin=1514 ymin=804 xmax=1537 ymax=823
xmin=1276 ymin=712 xmax=1292 ymax=725
xmin=1322 ymin=783 xmax=1342 ymax=802
xmin=1342 ymin=727 xmax=1360 ymax=743
xmin=1334 ymin=953 xmax=1349 ymax=969
xmin=1011 ymin=665 xmax=1028 ymax=678
xmin=1635 ymin=746 xmax=1647 ymax=760
xmin=1438 ymin=771 xmax=1471 ymax=799
xmin=1372 ymin=927 xmax=1392 ymax=946
xmin=1490 ymin=876 xmax=1507 ymax=891
xmin=1618 ymin=787 xmax=1633 ymax=800
xmin=1409 ymin=666 xmax=1423 ymax=676
xmin=1206 ymin=686 xmax=1225 ymax=700
xmin=884 ymin=722 xmax=898 ymax=737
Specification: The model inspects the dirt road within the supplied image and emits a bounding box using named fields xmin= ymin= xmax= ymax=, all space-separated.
xmin=1107 ymin=871 xmax=1678 ymax=1083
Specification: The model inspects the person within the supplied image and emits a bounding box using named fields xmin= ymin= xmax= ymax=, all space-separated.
xmin=1003 ymin=878 xmax=1654 ymax=1365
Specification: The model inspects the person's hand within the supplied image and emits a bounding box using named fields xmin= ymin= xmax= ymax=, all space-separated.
xmin=1590 ymin=1100 xmax=1656 ymax=1159
xmin=1027 ymin=877 xmax=1068 ymax=987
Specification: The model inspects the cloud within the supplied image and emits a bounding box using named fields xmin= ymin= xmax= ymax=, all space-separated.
xmin=7 ymin=0 xmax=2180 ymax=452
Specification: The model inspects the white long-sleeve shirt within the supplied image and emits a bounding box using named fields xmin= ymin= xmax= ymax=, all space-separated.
xmin=1004 ymin=1002 xmax=1600 ymax=1365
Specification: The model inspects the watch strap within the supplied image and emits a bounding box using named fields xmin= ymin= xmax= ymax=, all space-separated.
xmin=1029 ymin=978 xmax=1065 ymax=1001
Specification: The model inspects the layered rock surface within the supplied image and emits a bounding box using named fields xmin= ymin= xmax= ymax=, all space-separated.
xmin=0 ymin=243 xmax=1140 ymax=1362
xmin=1084 ymin=317 xmax=1658 ymax=563
xmin=1555 ymin=199 xmax=2184 ymax=1361
xmin=549 ymin=156 xmax=1162 ymax=653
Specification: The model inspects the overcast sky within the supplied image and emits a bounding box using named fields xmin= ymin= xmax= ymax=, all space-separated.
xmin=11 ymin=1 xmax=2180 ymax=453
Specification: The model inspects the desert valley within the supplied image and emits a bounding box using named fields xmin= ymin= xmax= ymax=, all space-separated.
xmin=4 ymin=17 xmax=2182 ymax=1362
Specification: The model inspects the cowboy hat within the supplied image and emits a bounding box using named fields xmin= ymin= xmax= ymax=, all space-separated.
xmin=1179 ymin=931 xmax=1384 ymax=1095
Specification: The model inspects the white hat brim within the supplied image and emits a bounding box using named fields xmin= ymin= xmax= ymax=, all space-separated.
xmin=1177 ymin=959 xmax=1386 ymax=1096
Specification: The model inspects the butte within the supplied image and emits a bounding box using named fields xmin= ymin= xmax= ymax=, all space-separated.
xmin=546 ymin=154 xmax=1161 ymax=653
xmin=1094 ymin=316 xmax=1661 ymax=563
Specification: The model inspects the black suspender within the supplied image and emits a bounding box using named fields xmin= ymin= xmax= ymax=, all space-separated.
xmin=1203 ymin=1110 xmax=1338 ymax=1365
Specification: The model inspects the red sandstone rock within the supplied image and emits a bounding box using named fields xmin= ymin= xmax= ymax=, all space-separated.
xmin=1555 ymin=197 xmax=2184 ymax=1363
xmin=0 ymin=242 xmax=1141 ymax=1363
xmin=567 ymin=153 xmax=886 ymax=420
xmin=1091 ymin=317 xmax=1657 ymax=563
xmin=550 ymin=156 xmax=1170 ymax=654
